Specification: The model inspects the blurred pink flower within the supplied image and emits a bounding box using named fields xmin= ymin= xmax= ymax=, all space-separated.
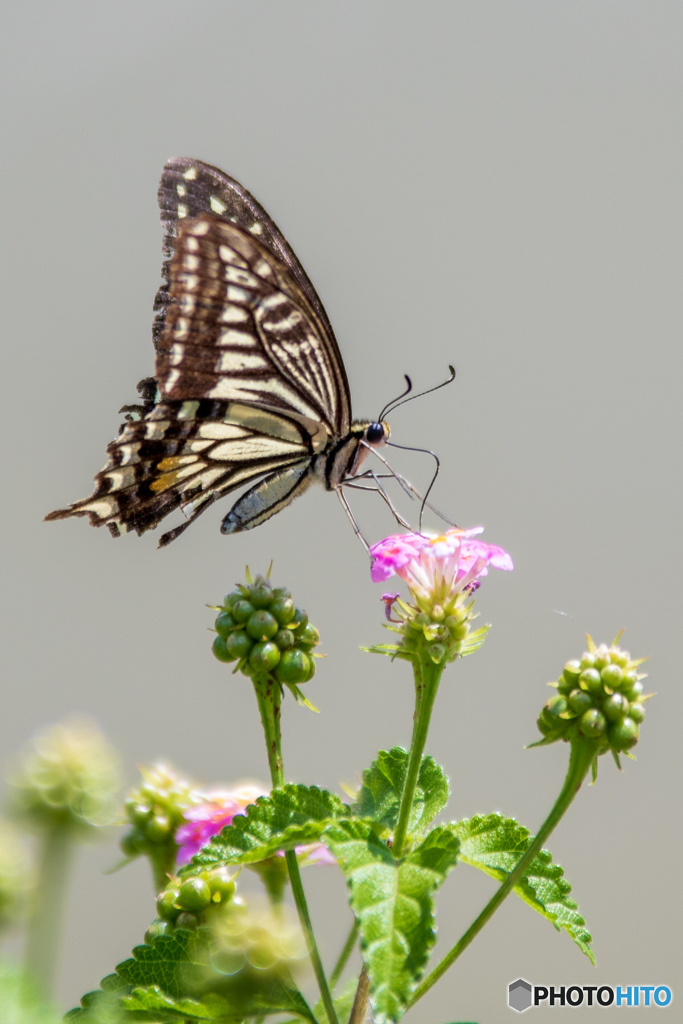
xmin=176 ymin=784 xmax=335 ymax=867
xmin=176 ymin=785 xmax=264 ymax=866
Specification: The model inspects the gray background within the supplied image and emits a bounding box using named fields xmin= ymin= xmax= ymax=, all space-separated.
xmin=2 ymin=2 xmax=681 ymax=1020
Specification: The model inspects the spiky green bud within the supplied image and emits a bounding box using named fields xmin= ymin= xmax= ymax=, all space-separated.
xmin=211 ymin=573 xmax=320 ymax=692
xmin=10 ymin=718 xmax=120 ymax=833
xmin=536 ymin=634 xmax=651 ymax=764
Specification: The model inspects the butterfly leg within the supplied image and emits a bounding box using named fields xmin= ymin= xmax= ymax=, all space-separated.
xmin=351 ymin=463 xmax=457 ymax=530
xmin=335 ymin=489 xmax=370 ymax=553
xmin=344 ymin=474 xmax=413 ymax=531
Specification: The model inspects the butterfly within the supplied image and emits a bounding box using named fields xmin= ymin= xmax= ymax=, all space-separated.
xmin=46 ymin=157 xmax=398 ymax=548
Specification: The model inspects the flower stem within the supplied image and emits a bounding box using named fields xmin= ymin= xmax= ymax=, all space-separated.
xmin=252 ymin=676 xmax=339 ymax=1024
xmin=24 ymin=820 xmax=74 ymax=998
xmin=409 ymin=736 xmax=597 ymax=1008
xmin=392 ymin=658 xmax=443 ymax=857
xmin=348 ymin=965 xmax=370 ymax=1024
xmin=329 ymin=919 xmax=359 ymax=990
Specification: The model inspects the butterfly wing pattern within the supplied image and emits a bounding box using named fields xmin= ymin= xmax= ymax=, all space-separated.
xmin=46 ymin=158 xmax=389 ymax=547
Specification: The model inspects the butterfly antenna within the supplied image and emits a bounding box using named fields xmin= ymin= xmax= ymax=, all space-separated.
xmin=378 ymin=375 xmax=413 ymax=422
xmin=379 ymin=365 xmax=456 ymax=421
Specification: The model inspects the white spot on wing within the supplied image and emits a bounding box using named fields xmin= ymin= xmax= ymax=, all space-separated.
xmin=165 ymin=369 xmax=181 ymax=392
xmin=250 ymin=222 xmax=263 ymax=235
xmin=226 ymin=285 xmax=251 ymax=304
xmin=217 ymin=351 xmax=268 ymax=372
xmin=211 ymin=437 xmax=302 ymax=460
xmin=218 ymin=328 xmax=257 ymax=347
xmin=145 ymin=419 xmax=170 ymax=440
xmin=220 ymin=305 xmax=249 ymax=324
xmin=83 ymin=498 xmax=118 ymax=518
xmin=176 ymin=183 xmax=186 ymax=197
xmin=219 ymin=245 xmax=248 ymax=268
xmin=183 ymin=166 xmax=197 ymax=180
xmin=106 ymin=467 xmax=136 ymax=490
xmin=210 ymin=195 xmax=227 ymax=215
xmin=198 ymin=422 xmax=249 ymax=440
xmin=118 ymin=443 xmax=140 ymax=466
xmin=177 ymin=203 xmax=188 ymax=219
xmin=169 ymin=343 xmax=184 ymax=366
xmin=225 ymin=266 xmax=260 ymax=289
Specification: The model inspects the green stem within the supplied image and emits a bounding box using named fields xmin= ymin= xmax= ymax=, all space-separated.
xmin=348 ymin=965 xmax=370 ymax=1024
xmin=329 ymin=919 xmax=359 ymax=990
xmin=392 ymin=658 xmax=443 ymax=857
xmin=24 ymin=821 xmax=74 ymax=998
xmin=252 ymin=676 xmax=339 ymax=1024
xmin=346 ymin=656 xmax=443 ymax=1021
xmin=409 ymin=736 xmax=597 ymax=1008
xmin=149 ymin=842 xmax=178 ymax=895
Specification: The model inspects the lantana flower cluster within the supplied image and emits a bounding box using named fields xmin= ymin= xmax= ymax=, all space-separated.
xmin=369 ymin=527 xmax=513 ymax=665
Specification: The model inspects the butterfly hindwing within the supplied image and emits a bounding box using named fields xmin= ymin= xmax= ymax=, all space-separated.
xmin=46 ymin=399 xmax=327 ymax=542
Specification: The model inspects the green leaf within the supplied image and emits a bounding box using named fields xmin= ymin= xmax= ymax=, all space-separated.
xmin=122 ymin=982 xmax=316 ymax=1021
xmin=66 ymin=929 xmax=316 ymax=1022
xmin=183 ymin=785 xmax=348 ymax=871
xmin=324 ymin=820 xmax=459 ymax=1023
xmin=352 ymin=747 xmax=449 ymax=837
xmin=451 ymin=814 xmax=595 ymax=964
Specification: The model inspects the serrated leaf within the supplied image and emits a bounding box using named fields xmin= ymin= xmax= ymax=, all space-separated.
xmin=352 ymin=748 xmax=449 ymax=837
xmin=182 ymin=785 xmax=349 ymax=871
xmin=324 ymin=820 xmax=459 ymax=1023
xmin=450 ymin=814 xmax=595 ymax=964
xmin=123 ymin=981 xmax=316 ymax=1022
xmin=66 ymin=929 xmax=316 ymax=1022
xmin=114 ymin=929 xmax=198 ymax=997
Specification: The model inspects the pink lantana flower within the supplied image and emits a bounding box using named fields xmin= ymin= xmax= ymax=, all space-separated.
xmin=175 ymin=784 xmax=335 ymax=867
xmin=176 ymin=785 xmax=264 ymax=866
xmin=369 ymin=528 xmax=513 ymax=664
xmin=370 ymin=527 xmax=512 ymax=607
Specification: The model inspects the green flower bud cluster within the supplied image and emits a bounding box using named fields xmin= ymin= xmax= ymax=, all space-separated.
xmin=145 ymin=867 xmax=237 ymax=942
xmin=208 ymin=898 xmax=305 ymax=975
xmin=10 ymin=718 xmax=120 ymax=832
xmin=121 ymin=764 xmax=197 ymax=861
xmin=537 ymin=640 xmax=649 ymax=755
xmin=211 ymin=575 xmax=319 ymax=685
xmin=398 ymin=599 xmax=486 ymax=665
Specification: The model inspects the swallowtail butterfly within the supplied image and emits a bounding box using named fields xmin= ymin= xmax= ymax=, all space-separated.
xmin=47 ymin=158 xmax=395 ymax=547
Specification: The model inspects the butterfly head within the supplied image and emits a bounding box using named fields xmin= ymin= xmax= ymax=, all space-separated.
xmin=364 ymin=421 xmax=390 ymax=447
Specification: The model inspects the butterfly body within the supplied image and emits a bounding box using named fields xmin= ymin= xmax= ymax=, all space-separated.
xmin=47 ymin=159 xmax=390 ymax=546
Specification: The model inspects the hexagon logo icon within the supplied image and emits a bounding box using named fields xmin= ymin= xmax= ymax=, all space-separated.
xmin=508 ymin=978 xmax=533 ymax=1012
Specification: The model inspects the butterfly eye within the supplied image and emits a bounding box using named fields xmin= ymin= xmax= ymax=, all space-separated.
xmin=365 ymin=422 xmax=386 ymax=445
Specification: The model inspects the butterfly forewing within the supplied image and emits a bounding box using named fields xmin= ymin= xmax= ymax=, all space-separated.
xmin=46 ymin=158 xmax=384 ymax=544
xmin=158 ymin=214 xmax=348 ymax=434
xmin=155 ymin=158 xmax=341 ymax=364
